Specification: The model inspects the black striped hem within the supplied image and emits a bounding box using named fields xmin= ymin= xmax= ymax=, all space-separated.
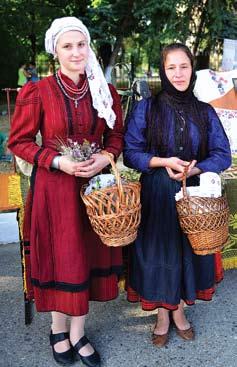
xmin=31 ymin=265 xmax=123 ymax=292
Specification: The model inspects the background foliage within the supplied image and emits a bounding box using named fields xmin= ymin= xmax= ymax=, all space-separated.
xmin=0 ymin=0 xmax=237 ymax=88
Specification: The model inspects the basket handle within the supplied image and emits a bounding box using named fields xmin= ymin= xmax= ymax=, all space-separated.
xmin=182 ymin=164 xmax=191 ymax=199
xmin=101 ymin=150 xmax=124 ymax=203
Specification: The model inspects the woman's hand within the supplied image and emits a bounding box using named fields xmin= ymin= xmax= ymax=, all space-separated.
xmin=166 ymin=167 xmax=184 ymax=181
xmin=165 ymin=157 xmax=190 ymax=173
xmin=166 ymin=159 xmax=199 ymax=181
xmin=58 ymin=155 xmax=94 ymax=175
xmin=149 ymin=156 xmax=190 ymax=172
xmin=74 ymin=153 xmax=112 ymax=178
xmin=186 ymin=160 xmax=201 ymax=178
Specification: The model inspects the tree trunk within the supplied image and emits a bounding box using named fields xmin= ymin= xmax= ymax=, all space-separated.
xmin=192 ymin=0 xmax=209 ymax=57
xmin=105 ymin=33 xmax=126 ymax=82
xmin=29 ymin=33 xmax=36 ymax=62
xmin=29 ymin=10 xmax=36 ymax=62
xmin=105 ymin=0 xmax=135 ymax=82
xmin=196 ymin=49 xmax=210 ymax=70
xmin=130 ymin=54 xmax=135 ymax=81
xmin=99 ymin=43 xmax=112 ymax=70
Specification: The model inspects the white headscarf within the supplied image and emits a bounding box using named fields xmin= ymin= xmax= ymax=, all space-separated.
xmin=45 ymin=17 xmax=116 ymax=129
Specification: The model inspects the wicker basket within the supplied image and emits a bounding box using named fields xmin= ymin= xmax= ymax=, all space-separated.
xmin=80 ymin=151 xmax=141 ymax=247
xmin=176 ymin=173 xmax=229 ymax=255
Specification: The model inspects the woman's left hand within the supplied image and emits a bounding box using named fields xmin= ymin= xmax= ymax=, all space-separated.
xmin=185 ymin=160 xmax=202 ymax=178
xmin=166 ymin=160 xmax=199 ymax=181
xmin=74 ymin=153 xmax=112 ymax=177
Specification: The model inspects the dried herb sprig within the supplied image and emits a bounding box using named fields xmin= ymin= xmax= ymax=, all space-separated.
xmin=57 ymin=137 xmax=101 ymax=162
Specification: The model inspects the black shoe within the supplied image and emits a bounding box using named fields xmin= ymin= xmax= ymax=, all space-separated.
xmin=73 ymin=335 xmax=101 ymax=367
xmin=49 ymin=331 xmax=75 ymax=365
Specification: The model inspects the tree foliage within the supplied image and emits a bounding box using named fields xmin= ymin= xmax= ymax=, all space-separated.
xmin=0 ymin=0 xmax=237 ymax=88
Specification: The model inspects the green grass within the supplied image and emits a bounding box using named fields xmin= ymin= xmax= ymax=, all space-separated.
xmin=232 ymin=155 xmax=237 ymax=167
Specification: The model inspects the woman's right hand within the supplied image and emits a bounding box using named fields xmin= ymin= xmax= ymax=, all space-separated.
xmin=165 ymin=159 xmax=198 ymax=181
xmin=165 ymin=157 xmax=190 ymax=181
xmin=58 ymin=156 xmax=94 ymax=175
xmin=165 ymin=157 xmax=190 ymax=173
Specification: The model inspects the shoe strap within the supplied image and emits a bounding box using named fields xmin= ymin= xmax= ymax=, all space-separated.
xmin=50 ymin=331 xmax=70 ymax=346
xmin=74 ymin=335 xmax=90 ymax=352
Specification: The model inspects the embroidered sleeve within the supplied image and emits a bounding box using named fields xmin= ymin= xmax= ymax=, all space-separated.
xmin=8 ymin=82 xmax=58 ymax=170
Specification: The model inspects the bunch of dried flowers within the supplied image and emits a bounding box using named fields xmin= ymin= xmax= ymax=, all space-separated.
xmin=57 ymin=138 xmax=101 ymax=162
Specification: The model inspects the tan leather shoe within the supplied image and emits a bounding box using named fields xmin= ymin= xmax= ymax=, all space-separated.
xmin=152 ymin=332 xmax=168 ymax=347
xmin=176 ymin=326 xmax=195 ymax=340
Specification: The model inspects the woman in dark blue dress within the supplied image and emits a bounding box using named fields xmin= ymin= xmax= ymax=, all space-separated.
xmin=124 ymin=43 xmax=231 ymax=347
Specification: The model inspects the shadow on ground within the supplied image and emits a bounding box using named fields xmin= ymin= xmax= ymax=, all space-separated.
xmin=0 ymin=243 xmax=237 ymax=367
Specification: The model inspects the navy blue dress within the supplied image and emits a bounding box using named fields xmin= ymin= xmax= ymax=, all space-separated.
xmin=124 ymin=98 xmax=231 ymax=309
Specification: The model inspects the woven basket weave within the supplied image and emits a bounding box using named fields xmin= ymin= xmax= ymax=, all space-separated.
xmin=176 ymin=172 xmax=229 ymax=255
xmin=80 ymin=151 xmax=141 ymax=247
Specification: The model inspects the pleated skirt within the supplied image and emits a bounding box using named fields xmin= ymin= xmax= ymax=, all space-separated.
xmin=127 ymin=168 xmax=223 ymax=310
xmin=23 ymin=166 xmax=123 ymax=316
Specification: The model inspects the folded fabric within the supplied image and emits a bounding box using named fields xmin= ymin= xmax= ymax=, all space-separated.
xmin=175 ymin=172 xmax=221 ymax=201
xmin=84 ymin=174 xmax=116 ymax=195
xmin=194 ymin=69 xmax=237 ymax=103
xmin=215 ymin=108 xmax=237 ymax=154
xmin=15 ymin=156 xmax=33 ymax=176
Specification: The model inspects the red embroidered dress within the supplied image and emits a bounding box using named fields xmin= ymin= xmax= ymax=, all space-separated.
xmin=8 ymin=73 xmax=124 ymax=316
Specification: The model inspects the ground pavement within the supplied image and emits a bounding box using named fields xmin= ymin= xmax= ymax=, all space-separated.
xmin=0 ymin=216 xmax=237 ymax=367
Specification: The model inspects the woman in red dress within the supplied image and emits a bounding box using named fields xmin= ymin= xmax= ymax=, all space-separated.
xmin=8 ymin=17 xmax=124 ymax=366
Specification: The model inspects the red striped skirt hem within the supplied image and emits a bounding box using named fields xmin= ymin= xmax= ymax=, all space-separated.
xmin=127 ymin=253 xmax=223 ymax=311
xmin=33 ymin=274 xmax=119 ymax=316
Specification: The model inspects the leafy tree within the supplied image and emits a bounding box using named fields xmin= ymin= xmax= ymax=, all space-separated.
xmin=0 ymin=0 xmax=91 ymax=87
xmin=132 ymin=0 xmax=237 ymax=71
xmin=0 ymin=0 xmax=237 ymax=89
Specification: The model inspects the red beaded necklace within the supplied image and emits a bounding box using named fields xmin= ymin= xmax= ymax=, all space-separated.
xmin=57 ymin=70 xmax=88 ymax=95
xmin=56 ymin=70 xmax=89 ymax=107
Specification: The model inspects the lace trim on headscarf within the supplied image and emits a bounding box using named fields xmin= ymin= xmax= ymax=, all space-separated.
xmin=45 ymin=17 xmax=116 ymax=129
